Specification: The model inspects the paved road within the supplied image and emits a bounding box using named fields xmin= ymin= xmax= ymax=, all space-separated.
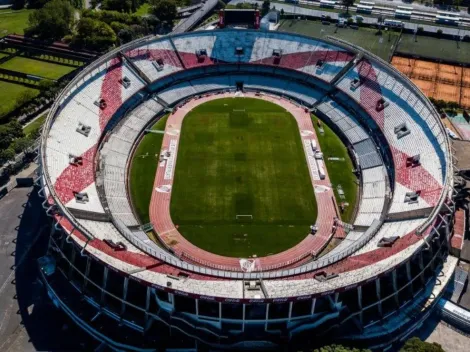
xmin=229 ymin=0 xmax=470 ymax=36
xmin=0 ymin=187 xmax=97 ymax=351
xmin=172 ymin=0 xmax=219 ymax=33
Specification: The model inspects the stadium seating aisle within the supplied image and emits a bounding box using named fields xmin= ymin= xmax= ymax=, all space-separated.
xmin=126 ymin=38 xmax=183 ymax=82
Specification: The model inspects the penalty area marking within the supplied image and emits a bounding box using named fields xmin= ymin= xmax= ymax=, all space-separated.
xmin=233 ymin=109 xmax=246 ymax=112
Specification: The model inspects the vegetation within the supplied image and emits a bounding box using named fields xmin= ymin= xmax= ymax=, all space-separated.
xmin=0 ymin=120 xmax=36 ymax=164
xmin=71 ymin=17 xmax=117 ymax=51
xmin=312 ymin=345 xmax=370 ymax=352
xmin=129 ymin=115 xmax=169 ymax=224
xmin=148 ymin=0 xmax=177 ymax=24
xmin=27 ymin=0 xmax=75 ymax=40
xmin=261 ymin=0 xmax=271 ymax=16
xmin=400 ymin=337 xmax=445 ymax=352
xmin=312 ymin=115 xmax=358 ymax=223
xmin=1 ymin=57 xmax=76 ymax=79
xmin=168 ymin=98 xmax=317 ymax=257
xmin=0 ymin=8 xmax=33 ymax=35
xmin=341 ymin=0 xmax=354 ymax=14
xmin=23 ymin=113 xmax=46 ymax=137
xmin=0 ymin=82 xmax=39 ymax=119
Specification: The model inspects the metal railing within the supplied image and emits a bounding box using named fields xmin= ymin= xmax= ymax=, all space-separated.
xmin=41 ymin=29 xmax=452 ymax=281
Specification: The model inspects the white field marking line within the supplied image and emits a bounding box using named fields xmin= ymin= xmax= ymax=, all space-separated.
xmin=232 ymin=109 xmax=245 ymax=112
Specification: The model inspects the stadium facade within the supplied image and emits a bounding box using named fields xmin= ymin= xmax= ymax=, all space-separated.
xmin=37 ymin=30 xmax=456 ymax=351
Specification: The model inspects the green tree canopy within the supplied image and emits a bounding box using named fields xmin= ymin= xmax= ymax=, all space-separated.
xmin=313 ymin=345 xmax=370 ymax=352
xmin=72 ymin=17 xmax=117 ymax=51
xmin=261 ymin=0 xmax=270 ymax=16
xmin=101 ymin=0 xmax=133 ymax=12
xmin=27 ymin=0 xmax=75 ymax=40
xmin=149 ymin=0 xmax=177 ymax=23
xmin=400 ymin=337 xmax=445 ymax=352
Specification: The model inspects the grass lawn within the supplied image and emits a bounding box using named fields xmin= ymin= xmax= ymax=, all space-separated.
xmin=134 ymin=3 xmax=150 ymax=16
xmin=0 ymin=57 xmax=77 ymax=80
xmin=23 ymin=113 xmax=46 ymax=136
xmin=279 ymin=19 xmax=400 ymax=61
xmin=169 ymin=98 xmax=317 ymax=257
xmin=396 ymin=34 xmax=470 ymax=64
xmin=312 ymin=114 xmax=358 ymax=223
xmin=0 ymin=81 xmax=39 ymax=118
xmin=0 ymin=9 xmax=32 ymax=36
xmin=129 ymin=115 xmax=168 ymax=224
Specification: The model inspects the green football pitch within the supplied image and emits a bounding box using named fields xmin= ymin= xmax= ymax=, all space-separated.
xmin=130 ymin=97 xmax=358 ymax=258
xmin=170 ymin=98 xmax=317 ymax=257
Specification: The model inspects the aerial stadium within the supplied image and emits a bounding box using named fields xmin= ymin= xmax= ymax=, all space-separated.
xmin=37 ymin=29 xmax=457 ymax=351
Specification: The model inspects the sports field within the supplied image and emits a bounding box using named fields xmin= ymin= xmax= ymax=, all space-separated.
xmin=0 ymin=57 xmax=77 ymax=79
xmin=0 ymin=81 xmax=39 ymax=117
xmin=279 ymin=19 xmax=400 ymax=61
xmin=396 ymin=34 xmax=470 ymax=64
xmin=129 ymin=115 xmax=168 ymax=224
xmin=0 ymin=9 xmax=32 ymax=36
xmin=312 ymin=115 xmax=358 ymax=223
xmin=168 ymin=98 xmax=317 ymax=257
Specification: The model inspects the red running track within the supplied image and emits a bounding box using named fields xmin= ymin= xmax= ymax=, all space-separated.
xmin=148 ymin=92 xmax=344 ymax=272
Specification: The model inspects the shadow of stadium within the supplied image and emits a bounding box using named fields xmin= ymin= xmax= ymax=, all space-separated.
xmin=12 ymin=186 xmax=97 ymax=351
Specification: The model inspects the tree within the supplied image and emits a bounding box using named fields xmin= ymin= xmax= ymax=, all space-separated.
xmin=102 ymin=0 xmax=132 ymax=12
xmin=149 ymin=0 xmax=177 ymax=23
xmin=0 ymin=148 xmax=16 ymax=163
xmin=400 ymin=337 xmax=445 ymax=352
xmin=27 ymin=0 xmax=75 ymax=40
xmin=261 ymin=0 xmax=270 ymax=16
xmin=14 ymin=90 xmax=37 ymax=110
xmin=72 ymin=17 xmax=117 ymax=51
xmin=280 ymin=8 xmax=284 ymax=18
xmin=341 ymin=0 xmax=354 ymax=14
xmin=11 ymin=137 xmax=34 ymax=154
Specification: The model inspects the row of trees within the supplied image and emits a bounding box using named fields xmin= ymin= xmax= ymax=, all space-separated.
xmin=26 ymin=0 xmax=179 ymax=50
xmin=0 ymin=120 xmax=37 ymax=164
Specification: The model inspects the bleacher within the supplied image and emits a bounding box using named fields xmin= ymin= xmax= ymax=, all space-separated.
xmin=354 ymin=166 xmax=387 ymax=227
xmin=101 ymin=99 xmax=163 ymax=226
xmin=336 ymin=59 xmax=446 ymax=215
xmin=354 ymin=218 xmax=426 ymax=255
xmin=125 ymin=38 xmax=183 ymax=82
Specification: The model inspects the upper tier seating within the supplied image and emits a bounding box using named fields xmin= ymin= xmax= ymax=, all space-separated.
xmin=336 ymin=59 xmax=446 ymax=214
xmin=126 ymin=38 xmax=183 ymax=82
xmin=47 ymin=59 xmax=145 ymax=212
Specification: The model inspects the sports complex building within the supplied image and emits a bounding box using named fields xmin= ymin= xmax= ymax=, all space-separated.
xmin=36 ymin=29 xmax=460 ymax=350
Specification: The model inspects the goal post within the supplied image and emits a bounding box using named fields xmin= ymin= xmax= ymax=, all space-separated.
xmin=235 ymin=214 xmax=253 ymax=222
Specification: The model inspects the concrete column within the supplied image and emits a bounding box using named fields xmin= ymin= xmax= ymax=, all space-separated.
xmin=406 ymin=261 xmax=414 ymax=295
xmin=68 ymin=246 xmax=76 ymax=278
xmin=419 ymin=252 xmax=426 ymax=284
xmin=265 ymin=303 xmax=270 ymax=331
xmin=195 ymin=299 xmax=199 ymax=317
xmin=392 ymin=269 xmax=399 ymax=307
xmin=144 ymin=287 xmax=151 ymax=330
xmin=83 ymin=257 xmax=91 ymax=290
xmin=375 ymin=278 xmax=383 ymax=317
xmin=100 ymin=267 xmax=109 ymax=305
xmin=311 ymin=298 xmax=316 ymax=315
xmin=288 ymin=301 xmax=293 ymax=322
xmin=121 ymin=277 xmax=129 ymax=315
xmin=242 ymin=304 xmax=245 ymax=332
xmin=168 ymin=293 xmax=175 ymax=308
xmin=219 ymin=302 xmax=222 ymax=322
xmin=357 ymin=286 xmax=363 ymax=325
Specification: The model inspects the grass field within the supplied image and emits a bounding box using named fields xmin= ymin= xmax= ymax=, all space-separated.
xmin=0 ymin=81 xmax=39 ymax=117
xmin=396 ymin=34 xmax=470 ymax=64
xmin=279 ymin=19 xmax=400 ymax=61
xmin=0 ymin=9 xmax=32 ymax=36
xmin=23 ymin=113 xmax=46 ymax=136
xmin=168 ymin=98 xmax=317 ymax=257
xmin=129 ymin=115 xmax=168 ymax=224
xmin=0 ymin=57 xmax=76 ymax=79
xmin=312 ymin=115 xmax=358 ymax=223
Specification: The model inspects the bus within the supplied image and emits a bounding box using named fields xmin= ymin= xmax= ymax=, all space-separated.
xmin=320 ymin=0 xmax=336 ymax=8
xmin=436 ymin=14 xmax=460 ymax=25
xmin=395 ymin=9 xmax=412 ymax=19
xmin=357 ymin=4 xmax=373 ymax=13
xmin=384 ymin=19 xmax=404 ymax=28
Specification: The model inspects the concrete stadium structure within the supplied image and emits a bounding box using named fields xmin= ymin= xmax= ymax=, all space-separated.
xmin=37 ymin=29 xmax=458 ymax=351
